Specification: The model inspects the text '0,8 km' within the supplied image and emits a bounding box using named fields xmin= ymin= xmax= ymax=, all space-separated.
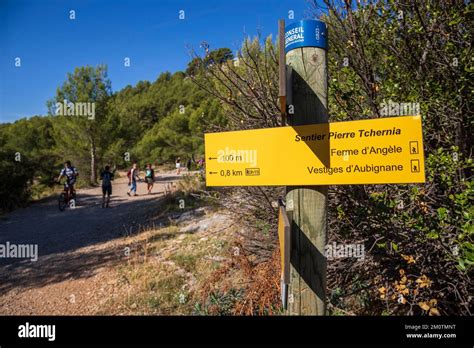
xmin=204 ymin=115 xmax=425 ymax=186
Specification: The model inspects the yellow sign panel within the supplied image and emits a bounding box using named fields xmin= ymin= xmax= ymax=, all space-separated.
xmin=204 ymin=115 xmax=425 ymax=186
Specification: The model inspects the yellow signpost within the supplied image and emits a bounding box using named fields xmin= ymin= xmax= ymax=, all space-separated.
xmin=277 ymin=202 xmax=291 ymax=309
xmin=278 ymin=204 xmax=291 ymax=283
xmin=205 ymin=115 xmax=425 ymax=186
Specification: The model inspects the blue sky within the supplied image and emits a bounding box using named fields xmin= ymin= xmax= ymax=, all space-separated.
xmin=0 ymin=0 xmax=316 ymax=123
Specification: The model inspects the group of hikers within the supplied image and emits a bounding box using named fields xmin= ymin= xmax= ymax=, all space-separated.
xmin=126 ymin=161 xmax=155 ymax=197
xmin=57 ymin=157 xmax=205 ymax=209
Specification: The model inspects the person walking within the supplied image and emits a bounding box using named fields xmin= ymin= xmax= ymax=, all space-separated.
xmin=100 ymin=165 xmax=114 ymax=208
xmin=145 ymin=163 xmax=155 ymax=194
xmin=127 ymin=162 xmax=141 ymax=196
xmin=198 ymin=157 xmax=205 ymax=180
xmin=175 ymin=157 xmax=181 ymax=175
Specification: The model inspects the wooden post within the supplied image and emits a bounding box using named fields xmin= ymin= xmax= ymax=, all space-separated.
xmin=278 ymin=19 xmax=287 ymax=126
xmin=285 ymin=22 xmax=328 ymax=315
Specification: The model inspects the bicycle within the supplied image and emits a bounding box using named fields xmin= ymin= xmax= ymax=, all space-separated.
xmin=57 ymin=182 xmax=77 ymax=211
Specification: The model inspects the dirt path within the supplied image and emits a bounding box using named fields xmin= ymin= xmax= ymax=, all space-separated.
xmin=0 ymin=172 xmax=182 ymax=314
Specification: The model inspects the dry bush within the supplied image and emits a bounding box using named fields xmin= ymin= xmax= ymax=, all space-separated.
xmin=198 ymin=238 xmax=281 ymax=315
xmin=232 ymin=246 xmax=282 ymax=315
xmin=176 ymin=173 xmax=205 ymax=194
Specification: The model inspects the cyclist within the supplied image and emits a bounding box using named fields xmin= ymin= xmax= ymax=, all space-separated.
xmin=57 ymin=160 xmax=79 ymax=202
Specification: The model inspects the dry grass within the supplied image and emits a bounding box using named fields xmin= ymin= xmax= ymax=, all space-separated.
xmin=197 ymin=239 xmax=282 ymax=315
xmin=96 ymin=173 xmax=283 ymax=316
xmin=98 ymin=209 xmax=236 ymax=315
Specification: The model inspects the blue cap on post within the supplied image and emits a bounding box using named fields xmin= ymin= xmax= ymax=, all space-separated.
xmin=284 ymin=20 xmax=327 ymax=53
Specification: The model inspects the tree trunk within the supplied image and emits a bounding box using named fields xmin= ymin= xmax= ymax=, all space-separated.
xmin=90 ymin=141 xmax=97 ymax=184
